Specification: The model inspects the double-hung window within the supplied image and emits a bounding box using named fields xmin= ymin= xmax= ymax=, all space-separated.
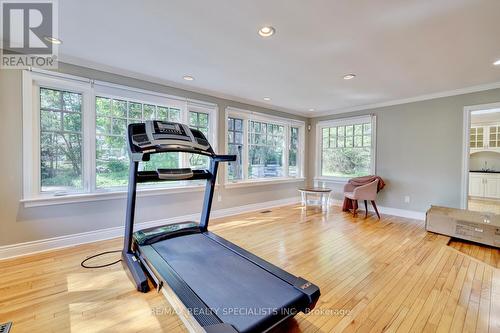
xmin=316 ymin=115 xmax=376 ymax=180
xmin=225 ymin=108 xmax=305 ymax=184
xmin=22 ymin=70 xmax=217 ymax=205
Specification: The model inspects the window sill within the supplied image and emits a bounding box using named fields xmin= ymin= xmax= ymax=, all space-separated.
xmin=314 ymin=177 xmax=349 ymax=184
xmin=224 ymin=177 xmax=305 ymax=189
xmin=21 ymin=184 xmax=211 ymax=208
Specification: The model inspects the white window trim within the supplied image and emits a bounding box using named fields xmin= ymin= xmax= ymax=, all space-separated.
xmin=315 ymin=114 xmax=377 ymax=182
xmin=224 ymin=107 xmax=305 ymax=186
xmin=22 ymin=69 xmax=218 ymax=206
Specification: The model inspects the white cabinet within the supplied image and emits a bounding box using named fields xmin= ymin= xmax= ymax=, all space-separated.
xmin=470 ymin=124 xmax=500 ymax=152
xmin=469 ymin=174 xmax=484 ymax=196
xmin=469 ymin=172 xmax=500 ymax=199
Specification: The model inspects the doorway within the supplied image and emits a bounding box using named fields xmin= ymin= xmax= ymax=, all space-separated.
xmin=462 ymin=102 xmax=500 ymax=213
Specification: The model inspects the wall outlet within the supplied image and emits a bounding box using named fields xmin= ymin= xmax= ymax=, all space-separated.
xmin=217 ymin=194 xmax=222 ymax=202
xmin=404 ymin=195 xmax=410 ymax=204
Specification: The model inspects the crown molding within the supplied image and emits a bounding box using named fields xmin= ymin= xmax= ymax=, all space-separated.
xmin=311 ymin=81 xmax=500 ymax=118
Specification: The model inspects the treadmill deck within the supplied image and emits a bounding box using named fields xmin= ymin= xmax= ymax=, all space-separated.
xmin=151 ymin=233 xmax=304 ymax=333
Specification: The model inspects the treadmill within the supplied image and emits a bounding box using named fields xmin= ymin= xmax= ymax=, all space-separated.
xmin=122 ymin=120 xmax=320 ymax=333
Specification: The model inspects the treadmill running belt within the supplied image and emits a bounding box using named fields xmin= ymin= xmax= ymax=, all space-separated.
xmin=152 ymin=234 xmax=304 ymax=333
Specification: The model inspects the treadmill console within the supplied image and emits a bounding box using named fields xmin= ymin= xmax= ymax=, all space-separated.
xmin=128 ymin=120 xmax=213 ymax=161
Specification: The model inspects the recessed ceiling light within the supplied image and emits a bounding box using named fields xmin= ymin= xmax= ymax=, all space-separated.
xmin=263 ymin=97 xmax=271 ymax=101
xmin=494 ymin=59 xmax=500 ymax=66
xmin=343 ymin=74 xmax=356 ymax=80
xmin=308 ymin=108 xmax=315 ymax=112
xmin=183 ymin=75 xmax=195 ymax=81
xmin=44 ymin=36 xmax=62 ymax=44
xmin=258 ymin=26 xmax=275 ymax=38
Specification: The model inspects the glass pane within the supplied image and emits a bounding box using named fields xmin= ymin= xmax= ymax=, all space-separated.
xmin=477 ymin=128 xmax=483 ymax=134
xmin=363 ymin=123 xmax=371 ymax=134
xmin=198 ymin=113 xmax=209 ymax=127
xmin=322 ymin=128 xmax=329 ymax=148
xmin=235 ymin=119 xmax=243 ymax=131
xmin=228 ymin=118 xmax=234 ymax=131
xmin=235 ymin=132 xmax=242 ymax=144
xmin=96 ymin=135 xmax=128 ymax=188
xmin=112 ymin=118 xmax=127 ymax=136
xmin=345 ymin=135 xmax=353 ymax=148
xmin=157 ymin=106 xmax=169 ymax=120
xmin=129 ymin=102 xmax=142 ymax=119
xmin=96 ymin=116 xmax=111 ymax=134
xmin=354 ymin=124 xmax=363 ymax=136
xmin=337 ymin=137 xmax=345 ymax=147
xmin=41 ymin=133 xmax=83 ymax=192
xmin=62 ymin=92 xmax=82 ymax=111
xmin=354 ymin=136 xmax=363 ymax=147
xmin=96 ymin=97 xmax=111 ymax=115
xmin=63 ymin=113 xmax=81 ymax=132
xmin=40 ymin=88 xmax=62 ymax=109
xmin=338 ymin=126 xmax=345 ymax=137
xmin=363 ymin=135 xmax=371 ymax=146
xmin=111 ymin=99 xmax=127 ymax=118
xmin=346 ymin=125 xmax=354 ymax=136
xmin=169 ymin=108 xmax=181 ymax=122
xmin=41 ymin=110 xmax=60 ymax=131
xmin=189 ymin=112 xmax=198 ymax=127
xmin=143 ymin=104 xmax=156 ymax=120
xmin=321 ymin=146 xmax=371 ymax=178
xmin=228 ymin=144 xmax=243 ymax=181
xmin=490 ymin=141 xmax=497 ymax=148
xmin=227 ymin=132 xmax=234 ymax=143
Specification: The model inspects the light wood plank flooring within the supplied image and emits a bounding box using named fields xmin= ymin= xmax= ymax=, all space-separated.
xmin=0 ymin=205 xmax=499 ymax=332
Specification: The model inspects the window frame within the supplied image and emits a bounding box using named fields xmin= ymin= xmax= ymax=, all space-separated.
xmin=224 ymin=107 xmax=305 ymax=187
xmin=315 ymin=115 xmax=377 ymax=182
xmin=22 ymin=70 xmax=218 ymax=206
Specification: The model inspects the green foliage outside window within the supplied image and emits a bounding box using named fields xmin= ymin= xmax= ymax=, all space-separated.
xmin=321 ymin=123 xmax=372 ymax=178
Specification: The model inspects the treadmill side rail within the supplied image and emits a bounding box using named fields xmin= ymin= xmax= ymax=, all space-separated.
xmin=204 ymin=324 xmax=239 ymax=333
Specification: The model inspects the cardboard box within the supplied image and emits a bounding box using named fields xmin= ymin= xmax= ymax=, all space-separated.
xmin=425 ymin=205 xmax=500 ymax=248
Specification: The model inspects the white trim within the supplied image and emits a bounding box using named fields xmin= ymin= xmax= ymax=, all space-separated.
xmin=0 ymin=197 xmax=300 ymax=260
xmin=329 ymin=199 xmax=426 ymax=221
xmin=315 ymin=115 xmax=377 ymax=180
xmin=21 ymin=184 xmax=211 ymax=207
xmin=226 ymin=106 xmax=305 ymax=127
xmin=461 ymin=102 xmax=500 ymax=210
xmin=312 ymin=81 xmax=500 ymax=117
xmin=224 ymin=177 xmax=306 ymax=189
xmin=22 ymin=70 xmax=219 ymax=202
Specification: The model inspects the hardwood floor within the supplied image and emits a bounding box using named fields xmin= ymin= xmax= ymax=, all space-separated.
xmin=0 ymin=205 xmax=499 ymax=332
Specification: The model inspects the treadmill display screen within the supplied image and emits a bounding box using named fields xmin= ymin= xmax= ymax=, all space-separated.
xmin=157 ymin=122 xmax=177 ymax=130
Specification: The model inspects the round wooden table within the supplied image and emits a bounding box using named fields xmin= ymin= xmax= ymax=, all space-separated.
xmin=298 ymin=187 xmax=332 ymax=210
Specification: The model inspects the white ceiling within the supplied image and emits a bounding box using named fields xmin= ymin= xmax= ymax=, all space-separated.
xmin=57 ymin=0 xmax=500 ymax=116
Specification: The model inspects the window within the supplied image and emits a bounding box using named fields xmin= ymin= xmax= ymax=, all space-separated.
xmin=95 ymin=96 xmax=182 ymax=188
xmin=40 ymin=88 xmax=83 ymax=192
xmin=227 ymin=117 xmax=244 ymax=180
xmin=23 ymin=71 xmax=218 ymax=203
xmin=188 ymin=111 xmax=210 ymax=169
xmin=317 ymin=115 xmax=376 ymax=180
xmin=249 ymin=121 xmax=284 ymax=178
xmin=225 ymin=108 xmax=305 ymax=183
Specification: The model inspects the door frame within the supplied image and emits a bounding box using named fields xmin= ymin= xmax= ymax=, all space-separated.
xmin=461 ymin=102 xmax=500 ymax=209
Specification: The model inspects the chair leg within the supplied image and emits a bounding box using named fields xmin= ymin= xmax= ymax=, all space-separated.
xmin=371 ymin=200 xmax=380 ymax=219
xmin=352 ymin=200 xmax=358 ymax=217
xmin=364 ymin=200 xmax=368 ymax=218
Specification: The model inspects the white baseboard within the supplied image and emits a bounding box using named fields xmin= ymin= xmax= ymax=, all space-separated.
xmin=329 ymin=199 xmax=426 ymax=221
xmin=0 ymin=197 xmax=300 ymax=260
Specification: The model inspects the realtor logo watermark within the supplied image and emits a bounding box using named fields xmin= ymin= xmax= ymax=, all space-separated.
xmin=1 ymin=0 xmax=58 ymax=69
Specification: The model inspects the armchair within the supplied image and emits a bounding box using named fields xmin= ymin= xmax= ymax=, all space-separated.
xmin=343 ymin=179 xmax=380 ymax=218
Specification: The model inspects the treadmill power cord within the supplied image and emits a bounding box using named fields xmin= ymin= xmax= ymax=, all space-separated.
xmin=81 ymin=250 xmax=122 ymax=269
